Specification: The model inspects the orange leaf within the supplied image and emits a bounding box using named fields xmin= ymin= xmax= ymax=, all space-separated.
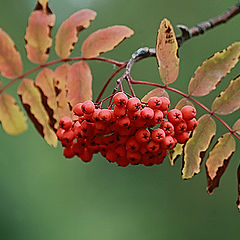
xmin=156 ymin=18 xmax=179 ymax=85
xmin=55 ymin=9 xmax=96 ymax=58
xmin=237 ymin=165 xmax=240 ymax=211
xmin=188 ymin=42 xmax=240 ymax=96
xmin=25 ymin=1 xmax=55 ymax=64
xmin=233 ymin=119 xmax=240 ymax=135
xmin=0 ymin=93 xmax=27 ymax=135
xmin=35 ymin=68 xmax=59 ymax=130
xmin=175 ymin=98 xmax=194 ymax=110
xmin=66 ymin=61 xmax=92 ymax=107
xmin=205 ymin=133 xmax=235 ymax=194
xmin=18 ymin=79 xmax=57 ymax=146
xmin=182 ymin=114 xmax=216 ymax=179
xmin=54 ymin=63 xmax=72 ymax=118
xmin=141 ymin=88 xmax=169 ymax=102
xmin=81 ymin=25 xmax=134 ymax=58
xmin=0 ymin=29 xmax=23 ymax=78
xmin=212 ymin=75 xmax=240 ymax=115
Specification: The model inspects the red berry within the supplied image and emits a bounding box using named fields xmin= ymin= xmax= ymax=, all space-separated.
xmin=167 ymin=109 xmax=183 ymax=124
xmin=59 ymin=116 xmax=72 ymax=130
xmin=148 ymin=97 xmax=162 ymax=109
xmin=159 ymin=97 xmax=170 ymax=111
xmin=126 ymin=136 xmax=140 ymax=152
xmin=127 ymin=151 xmax=141 ymax=165
xmin=115 ymin=145 xmax=126 ymax=158
xmin=160 ymin=121 xmax=174 ymax=136
xmin=63 ymin=146 xmax=75 ymax=158
xmin=92 ymin=109 xmax=101 ymax=122
xmin=153 ymin=110 xmax=164 ymax=124
xmin=186 ymin=118 xmax=198 ymax=131
xmin=73 ymin=103 xmax=83 ymax=116
xmin=114 ymin=105 xmax=126 ymax=118
xmin=174 ymin=120 xmax=187 ymax=134
xmin=181 ymin=106 xmax=196 ymax=120
xmin=56 ymin=128 xmax=65 ymax=140
xmin=147 ymin=140 xmax=160 ymax=152
xmin=62 ymin=129 xmax=75 ymax=142
xmin=135 ymin=128 xmax=151 ymax=143
xmin=175 ymin=132 xmax=190 ymax=144
xmin=113 ymin=92 xmax=128 ymax=106
xmin=127 ymin=97 xmax=141 ymax=112
xmin=99 ymin=109 xmax=112 ymax=122
xmin=161 ymin=136 xmax=175 ymax=149
xmin=116 ymin=157 xmax=129 ymax=167
xmin=117 ymin=116 xmax=131 ymax=128
xmin=151 ymin=128 xmax=165 ymax=142
xmin=106 ymin=150 xmax=117 ymax=162
xmin=81 ymin=100 xmax=95 ymax=114
xmin=141 ymin=107 xmax=154 ymax=120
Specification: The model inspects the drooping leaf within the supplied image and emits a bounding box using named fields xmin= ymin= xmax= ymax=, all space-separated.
xmin=18 ymin=79 xmax=57 ymax=146
xmin=188 ymin=42 xmax=240 ymax=96
xmin=168 ymin=143 xmax=183 ymax=166
xmin=54 ymin=63 xmax=72 ymax=118
xmin=212 ymin=75 xmax=240 ymax=115
xmin=205 ymin=133 xmax=236 ymax=194
xmin=141 ymin=88 xmax=169 ymax=102
xmin=182 ymin=114 xmax=216 ymax=179
xmin=175 ymin=98 xmax=194 ymax=110
xmin=55 ymin=9 xmax=96 ymax=58
xmin=0 ymin=29 xmax=23 ymax=78
xmin=168 ymin=98 xmax=194 ymax=165
xmin=156 ymin=18 xmax=179 ymax=85
xmin=0 ymin=93 xmax=27 ymax=135
xmin=237 ymin=165 xmax=240 ymax=211
xmin=233 ymin=119 xmax=240 ymax=135
xmin=81 ymin=25 xmax=134 ymax=58
xmin=25 ymin=1 xmax=55 ymax=64
xmin=35 ymin=68 xmax=59 ymax=130
xmin=66 ymin=61 xmax=92 ymax=108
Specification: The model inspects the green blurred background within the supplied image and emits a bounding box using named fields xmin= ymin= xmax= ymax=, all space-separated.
xmin=0 ymin=0 xmax=239 ymax=239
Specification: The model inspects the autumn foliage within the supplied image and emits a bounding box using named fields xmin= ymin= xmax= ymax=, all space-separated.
xmin=0 ymin=0 xmax=239 ymax=210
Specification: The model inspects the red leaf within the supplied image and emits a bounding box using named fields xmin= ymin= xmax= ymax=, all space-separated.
xmin=0 ymin=29 xmax=23 ymax=78
xmin=25 ymin=1 xmax=55 ymax=64
xmin=81 ymin=25 xmax=134 ymax=58
xmin=66 ymin=61 xmax=92 ymax=107
xmin=54 ymin=63 xmax=72 ymax=118
xmin=18 ymin=78 xmax=57 ymax=146
xmin=55 ymin=9 xmax=96 ymax=58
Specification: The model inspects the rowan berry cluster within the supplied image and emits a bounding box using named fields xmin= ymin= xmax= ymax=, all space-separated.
xmin=56 ymin=92 xmax=197 ymax=167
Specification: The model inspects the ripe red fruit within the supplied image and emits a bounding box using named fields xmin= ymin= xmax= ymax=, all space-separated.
xmin=175 ymin=132 xmax=190 ymax=144
xmin=186 ymin=118 xmax=198 ymax=131
xmin=160 ymin=121 xmax=174 ymax=136
xmin=148 ymin=97 xmax=162 ymax=109
xmin=167 ymin=109 xmax=183 ymax=124
xmin=135 ymin=128 xmax=151 ymax=143
xmin=181 ymin=106 xmax=196 ymax=120
xmin=117 ymin=116 xmax=131 ymax=128
xmin=62 ymin=129 xmax=75 ymax=142
xmin=127 ymin=151 xmax=141 ymax=165
xmin=99 ymin=109 xmax=112 ymax=122
xmin=127 ymin=97 xmax=141 ymax=112
xmin=159 ymin=97 xmax=170 ymax=111
xmin=174 ymin=120 xmax=188 ymax=134
xmin=81 ymin=100 xmax=95 ymax=114
xmin=59 ymin=116 xmax=72 ymax=130
xmin=161 ymin=136 xmax=175 ymax=149
xmin=113 ymin=92 xmax=128 ymax=106
xmin=56 ymin=128 xmax=65 ymax=140
xmin=147 ymin=140 xmax=160 ymax=152
xmin=151 ymin=128 xmax=165 ymax=142
xmin=113 ymin=105 xmax=126 ymax=117
xmin=126 ymin=136 xmax=140 ymax=152
xmin=153 ymin=110 xmax=164 ymax=124
xmin=73 ymin=103 xmax=83 ymax=116
xmin=141 ymin=107 xmax=154 ymax=120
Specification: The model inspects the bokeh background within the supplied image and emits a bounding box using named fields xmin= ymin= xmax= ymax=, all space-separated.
xmin=0 ymin=0 xmax=239 ymax=239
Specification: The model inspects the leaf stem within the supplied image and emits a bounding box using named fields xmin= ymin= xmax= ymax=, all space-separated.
xmin=0 ymin=56 xmax=124 ymax=95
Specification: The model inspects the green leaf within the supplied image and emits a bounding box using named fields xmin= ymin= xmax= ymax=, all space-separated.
xmin=54 ymin=63 xmax=72 ymax=118
xmin=168 ymin=143 xmax=183 ymax=166
xmin=233 ymin=119 xmax=240 ymax=135
xmin=0 ymin=29 xmax=23 ymax=78
xmin=205 ymin=133 xmax=236 ymax=194
xmin=212 ymin=75 xmax=240 ymax=115
xmin=25 ymin=0 xmax=55 ymax=64
xmin=175 ymin=98 xmax=194 ymax=110
xmin=55 ymin=9 xmax=96 ymax=58
xmin=66 ymin=61 xmax=92 ymax=108
xmin=0 ymin=93 xmax=27 ymax=135
xmin=188 ymin=42 xmax=240 ymax=96
xmin=35 ymin=68 xmax=59 ymax=130
xmin=18 ymin=79 xmax=57 ymax=146
xmin=182 ymin=114 xmax=216 ymax=179
xmin=81 ymin=25 xmax=134 ymax=58
xmin=237 ymin=165 xmax=240 ymax=211
xmin=141 ymin=88 xmax=169 ymax=102
xmin=156 ymin=18 xmax=179 ymax=85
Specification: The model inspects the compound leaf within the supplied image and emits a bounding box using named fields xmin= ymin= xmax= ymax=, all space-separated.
xmin=233 ymin=119 xmax=240 ymax=135
xmin=0 ymin=29 xmax=23 ymax=78
xmin=35 ymin=68 xmax=59 ymax=130
xmin=212 ymin=75 xmax=240 ymax=115
xmin=237 ymin=165 xmax=240 ymax=211
xmin=0 ymin=93 xmax=27 ymax=135
xmin=141 ymin=88 xmax=169 ymax=102
xmin=54 ymin=63 xmax=72 ymax=118
xmin=205 ymin=133 xmax=236 ymax=194
xmin=18 ymin=78 xmax=57 ymax=146
xmin=156 ymin=18 xmax=179 ymax=85
xmin=66 ymin=61 xmax=92 ymax=108
xmin=81 ymin=25 xmax=134 ymax=58
xmin=188 ymin=42 xmax=240 ymax=96
xmin=182 ymin=114 xmax=216 ymax=179
xmin=175 ymin=98 xmax=194 ymax=110
xmin=55 ymin=9 xmax=96 ymax=58
xmin=25 ymin=0 xmax=55 ymax=64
